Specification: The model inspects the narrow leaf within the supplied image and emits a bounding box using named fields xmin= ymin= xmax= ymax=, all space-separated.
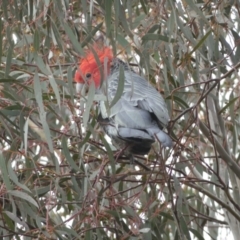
xmin=105 ymin=1 xmax=112 ymax=37
xmin=142 ymin=33 xmax=170 ymax=43
xmin=188 ymin=30 xmax=211 ymax=56
xmin=7 ymin=160 xmax=31 ymax=193
xmin=219 ymin=96 xmax=239 ymax=114
xmin=83 ymin=82 xmax=95 ymax=128
xmin=49 ymin=75 xmax=61 ymax=108
xmin=0 ymin=154 xmax=13 ymax=190
xmin=61 ymin=137 xmax=79 ymax=171
xmin=33 ymin=29 xmax=40 ymax=52
xmin=110 ymin=65 xmax=125 ymax=107
xmin=24 ymin=117 xmax=29 ymax=154
xmin=63 ymin=22 xmax=84 ymax=55
xmin=8 ymin=190 xmax=38 ymax=208
xmin=33 ymin=70 xmax=54 ymax=153
xmin=100 ymin=136 xmax=116 ymax=174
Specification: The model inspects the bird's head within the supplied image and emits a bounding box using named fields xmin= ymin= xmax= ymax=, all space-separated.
xmin=74 ymin=45 xmax=113 ymax=90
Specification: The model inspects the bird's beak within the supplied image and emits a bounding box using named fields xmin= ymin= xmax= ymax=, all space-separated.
xmin=76 ymin=83 xmax=85 ymax=94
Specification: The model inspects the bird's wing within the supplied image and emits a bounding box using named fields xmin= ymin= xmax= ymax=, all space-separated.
xmin=106 ymin=70 xmax=170 ymax=128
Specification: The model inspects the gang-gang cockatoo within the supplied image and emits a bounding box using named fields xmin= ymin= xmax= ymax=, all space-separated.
xmin=75 ymin=43 xmax=173 ymax=156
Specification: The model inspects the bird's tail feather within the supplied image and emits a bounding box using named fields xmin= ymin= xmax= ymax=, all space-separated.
xmin=156 ymin=130 xmax=173 ymax=148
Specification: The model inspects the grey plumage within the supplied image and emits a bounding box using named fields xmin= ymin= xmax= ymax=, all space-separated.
xmin=98 ymin=58 xmax=172 ymax=155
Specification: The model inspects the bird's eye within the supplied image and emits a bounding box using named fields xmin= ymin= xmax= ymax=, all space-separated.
xmin=85 ymin=73 xmax=92 ymax=79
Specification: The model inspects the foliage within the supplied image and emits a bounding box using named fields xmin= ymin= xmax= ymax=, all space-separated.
xmin=0 ymin=0 xmax=240 ymax=239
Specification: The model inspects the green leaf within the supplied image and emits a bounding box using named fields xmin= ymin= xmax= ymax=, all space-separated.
xmin=5 ymin=39 xmax=13 ymax=77
xmin=7 ymin=160 xmax=31 ymax=193
xmin=142 ymin=33 xmax=170 ymax=43
xmin=33 ymin=29 xmax=40 ymax=52
xmin=63 ymin=22 xmax=84 ymax=55
xmin=83 ymin=82 xmax=95 ymax=128
xmin=188 ymin=30 xmax=211 ymax=57
xmin=4 ymin=211 xmax=28 ymax=229
xmin=115 ymin=1 xmax=133 ymax=38
xmin=34 ymin=54 xmax=51 ymax=75
xmin=170 ymin=95 xmax=189 ymax=109
xmin=67 ymin=65 xmax=74 ymax=102
xmin=61 ymin=137 xmax=79 ymax=171
xmin=0 ymin=154 xmax=13 ymax=190
xmin=110 ymin=65 xmax=125 ymax=107
xmin=184 ymin=0 xmax=209 ymax=24
xmin=0 ymin=78 xmax=32 ymax=91
xmin=2 ymin=212 xmax=15 ymax=230
xmin=100 ymin=135 xmax=116 ymax=175
xmin=33 ymin=186 xmax=51 ymax=197
xmin=189 ymin=228 xmax=205 ymax=240
xmin=105 ymin=1 xmax=112 ymax=37
xmin=140 ymin=0 xmax=148 ymax=14
xmin=23 ymin=116 xmax=29 ymax=154
xmin=147 ymin=24 xmax=161 ymax=33
xmin=0 ymin=18 xmax=2 ymax=61
xmin=81 ymin=23 xmax=104 ymax=48
xmin=8 ymin=190 xmax=38 ymax=208
xmin=218 ymin=96 xmax=239 ymax=114
xmin=49 ymin=75 xmax=61 ymax=108
xmin=33 ymin=70 xmax=54 ymax=154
